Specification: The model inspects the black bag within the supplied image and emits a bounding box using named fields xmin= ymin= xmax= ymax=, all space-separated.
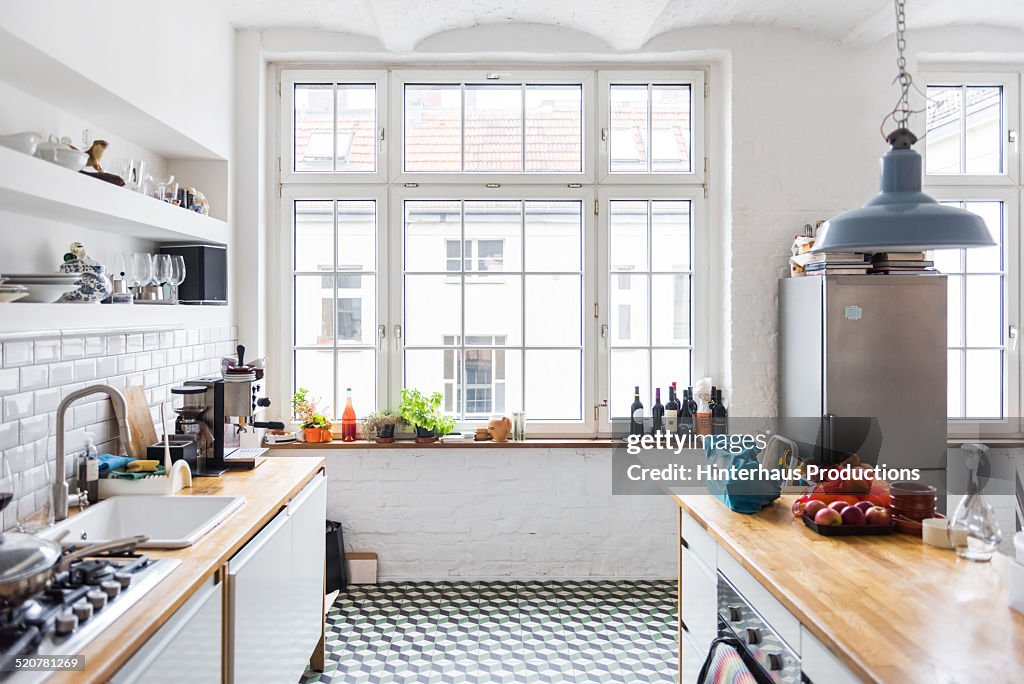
xmin=325 ymin=520 xmax=348 ymax=593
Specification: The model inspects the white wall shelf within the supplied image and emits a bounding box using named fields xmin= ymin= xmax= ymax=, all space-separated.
xmin=0 ymin=145 xmax=228 ymax=245
xmin=0 ymin=303 xmax=232 ymax=334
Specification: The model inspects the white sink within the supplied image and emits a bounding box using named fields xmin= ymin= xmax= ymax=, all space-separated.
xmin=40 ymin=495 xmax=244 ymax=549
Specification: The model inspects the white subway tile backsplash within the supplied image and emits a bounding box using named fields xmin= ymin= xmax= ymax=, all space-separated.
xmin=73 ymin=403 xmax=98 ymax=429
xmin=135 ymin=353 xmax=152 ymax=371
xmin=49 ymin=362 xmax=74 ymax=386
xmin=158 ymin=367 xmax=174 ymax=386
xmin=150 ymin=350 xmax=166 ymax=367
xmin=166 ymin=348 xmax=181 ymax=366
xmin=19 ymin=366 xmax=47 ymax=392
xmin=173 ymin=330 xmax=187 ymax=347
xmin=3 ymin=393 xmax=33 ymax=421
xmin=84 ymin=336 xmax=105 ymax=357
xmin=143 ymin=370 xmax=160 ymax=388
xmin=34 ymin=339 xmax=61 ymax=364
xmin=106 ymin=335 xmax=126 ymax=355
xmin=160 ymin=332 xmax=173 ymax=348
xmin=126 ymin=334 xmax=144 ymax=353
xmin=143 ymin=333 xmax=160 ymax=350
xmin=19 ymin=415 xmax=47 ymax=444
xmin=3 ymin=341 xmax=33 ymax=368
xmin=34 ymin=388 xmax=61 ymax=415
xmin=187 ymin=330 xmax=200 ymax=346
xmin=116 ymin=355 xmax=136 ymax=374
xmin=0 ymin=369 xmax=18 ymax=396
xmin=73 ymin=359 xmax=97 ymax=383
xmin=61 ymin=337 xmax=85 ymax=360
xmin=0 ymin=421 xmax=17 ymax=451
xmin=95 ymin=357 xmax=117 ymax=379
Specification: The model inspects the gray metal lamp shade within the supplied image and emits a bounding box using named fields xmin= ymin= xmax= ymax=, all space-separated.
xmin=813 ymin=137 xmax=995 ymax=253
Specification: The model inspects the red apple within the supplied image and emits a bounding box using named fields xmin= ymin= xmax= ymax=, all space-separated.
xmin=814 ymin=508 xmax=843 ymax=526
xmin=864 ymin=506 xmax=891 ymax=526
xmin=828 ymin=500 xmax=850 ymax=513
xmin=840 ymin=505 xmax=866 ymax=526
xmin=854 ymin=500 xmax=875 ymax=514
xmin=803 ymin=500 xmax=828 ymax=518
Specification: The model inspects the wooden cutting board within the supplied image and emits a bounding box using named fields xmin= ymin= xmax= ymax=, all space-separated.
xmin=123 ymin=385 xmax=157 ymax=459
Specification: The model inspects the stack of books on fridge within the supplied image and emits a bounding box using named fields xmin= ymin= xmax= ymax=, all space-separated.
xmin=869 ymin=252 xmax=935 ymax=274
xmin=797 ymin=252 xmax=870 ymax=276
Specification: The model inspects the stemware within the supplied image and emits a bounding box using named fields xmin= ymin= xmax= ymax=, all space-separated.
xmin=168 ymin=255 xmax=186 ymax=303
xmin=153 ymin=254 xmax=172 ymax=300
xmin=129 ymin=252 xmax=154 ymax=297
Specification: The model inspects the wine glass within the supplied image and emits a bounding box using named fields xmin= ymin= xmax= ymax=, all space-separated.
xmin=153 ymin=254 xmax=172 ymax=300
xmin=0 ymin=454 xmax=13 ymax=518
xmin=168 ymin=255 xmax=186 ymax=303
xmin=16 ymin=457 xmax=52 ymax=533
xmin=129 ymin=252 xmax=153 ymax=297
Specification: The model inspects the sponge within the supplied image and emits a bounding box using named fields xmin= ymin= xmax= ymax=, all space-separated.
xmin=125 ymin=459 xmax=161 ymax=473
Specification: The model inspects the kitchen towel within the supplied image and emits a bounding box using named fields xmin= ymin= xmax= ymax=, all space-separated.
xmin=98 ymin=454 xmax=133 ymax=476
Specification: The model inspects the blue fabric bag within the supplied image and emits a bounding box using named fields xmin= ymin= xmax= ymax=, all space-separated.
xmin=703 ymin=440 xmax=781 ymax=514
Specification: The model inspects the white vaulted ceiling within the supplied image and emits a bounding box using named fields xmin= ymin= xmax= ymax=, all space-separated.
xmin=211 ymin=0 xmax=1024 ymax=51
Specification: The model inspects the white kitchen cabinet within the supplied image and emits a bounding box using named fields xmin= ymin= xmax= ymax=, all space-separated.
xmin=679 ymin=507 xmax=719 ymax=677
xmin=680 ymin=627 xmax=705 ymax=684
xmin=801 ymin=626 xmax=861 ymax=684
xmin=227 ymin=473 xmax=326 ymax=684
xmin=111 ymin=576 xmax=222 ymax=684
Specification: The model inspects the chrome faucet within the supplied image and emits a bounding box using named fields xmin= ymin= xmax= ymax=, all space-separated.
xmin=54 ymin=385 xmax=132 ymax=521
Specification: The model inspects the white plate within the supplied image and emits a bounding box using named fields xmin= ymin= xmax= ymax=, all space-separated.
xmin=0 ymin=291 xmax=27 ymax=303
xmin=15 ymin=283 xmax=76 ymax=303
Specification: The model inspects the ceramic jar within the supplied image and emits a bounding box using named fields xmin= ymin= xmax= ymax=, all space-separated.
xmin=58 ymin=259 xmax=112 ymax=303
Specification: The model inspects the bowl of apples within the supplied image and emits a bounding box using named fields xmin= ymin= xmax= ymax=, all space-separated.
xmin=802 ymin=499 xmax=895 ymax=536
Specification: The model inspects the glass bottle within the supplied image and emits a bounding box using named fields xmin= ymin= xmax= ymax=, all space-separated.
xmin=949 ymin=443 xmax=1002 ymax=561
xmin=341 ymin=388 xmax=358 ymax=442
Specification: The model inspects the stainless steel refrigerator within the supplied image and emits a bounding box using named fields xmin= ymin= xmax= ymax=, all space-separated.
xmin=778 ymin=275 xmax=948 ymax=507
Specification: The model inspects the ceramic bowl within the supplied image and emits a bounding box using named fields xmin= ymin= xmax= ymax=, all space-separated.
xmin=15 ymin=282 xmax=77 ymax=303
xmin=35 ymin=140 xmax=88 ymax=171
xmin=0 ymin=286 xmax=28 ymax=303
xmin=0 ymin=131 xmax=41 ymax=156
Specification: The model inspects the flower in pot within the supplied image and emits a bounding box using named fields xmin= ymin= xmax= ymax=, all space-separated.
xmin=361 ymin=411 xmax=402 ymax=444
xmin=398 ymin=388 xmax=455 ymax=443
xmin=292 ymin=388 xmax=333 ymax=443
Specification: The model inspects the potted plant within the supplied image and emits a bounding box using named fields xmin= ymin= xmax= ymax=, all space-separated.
xmin=398 ymin=388 xmax=455 ymax=443
xmin=292 ymin=388 xmax=333 ymax=443
xmin=361 ymin=410 xmax=402 ymax=444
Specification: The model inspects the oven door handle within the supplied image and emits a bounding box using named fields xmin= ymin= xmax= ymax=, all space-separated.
xmin=696 ymin=636 xmax=775 ymax=684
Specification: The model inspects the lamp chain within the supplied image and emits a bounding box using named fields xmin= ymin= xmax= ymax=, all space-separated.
xmin=894 ymin=0 xmax=911 ymax=128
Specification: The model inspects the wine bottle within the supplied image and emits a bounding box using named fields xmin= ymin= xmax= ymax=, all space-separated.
xmin=680 ymin=389 xmax=694 ymax=435
xmin=341 ymin=388 xmax=357 ymax=442
xmin=709 ymin=386 xmax=718 ymax=413
xmin=651 ymin=388 xmax=664 ymax=436
xmin=629 ymin=386 xmax=644 ymax=436
xmin=712 ymin=389 xmax=728 ymax=435
xmin=686 ymin=386 xmax=698 ymax=416
xmin=665 ymin=385 xmax=679 ymax=435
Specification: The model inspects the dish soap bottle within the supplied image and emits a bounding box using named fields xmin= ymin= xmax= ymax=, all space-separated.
xmin=949 ymin=443 xmax=1003 ymax=561
xmin=78 ymin=433 xmax=100 ymax=504
xmin=341 ymin=388 xmax=358 ymax=442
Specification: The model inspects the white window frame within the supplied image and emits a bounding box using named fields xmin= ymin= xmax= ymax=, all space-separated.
xmin=389 ymin=68 xmax=596 ymax=186
xmin=390 ymin=184 xmax=597 ymax=436
xmin=596 ymin=186 xmax=708 ymax=435
xmin=917 ymin=71 xmax=1019 ymax=187
xmin=281 ymin=69 xmax=389 ymax=184
xmin=597 ymin=70 xmax=706 ymax=186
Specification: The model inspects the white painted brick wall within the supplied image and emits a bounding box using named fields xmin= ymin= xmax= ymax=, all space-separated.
xmin=305 ymin=448 xmax=677 ymax=581
xmin=0 ymin=325 xmax=237 ymax=531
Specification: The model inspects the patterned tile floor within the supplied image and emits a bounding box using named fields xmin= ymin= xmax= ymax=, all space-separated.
xmin=300 ymin=580 xmax=677 ymax=684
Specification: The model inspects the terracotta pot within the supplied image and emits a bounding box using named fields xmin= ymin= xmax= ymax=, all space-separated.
xmin=320 ymin=427 xmax=333 ymax=443
xmin=304 ymin=427 xmax=324 ymax=443
xmin=487 ymin=416 xmax=512 ymax=443
xmin=415 ymin=426 xmax=436 ymax=444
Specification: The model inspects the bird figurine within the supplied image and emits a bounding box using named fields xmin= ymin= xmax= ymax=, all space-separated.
xmin=84 ymin=140 xmax=108 ymax=172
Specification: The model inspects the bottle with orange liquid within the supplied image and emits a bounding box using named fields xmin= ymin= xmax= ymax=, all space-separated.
xmin=341 ymin=388 xmax=358 ymax=442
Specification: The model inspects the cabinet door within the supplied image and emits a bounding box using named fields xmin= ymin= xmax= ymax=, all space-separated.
xmin=227 ymin=505 xmax=293 ymax=684
xmin=112 ymin=577 xmax=222 ymax=684
xmin=801 ymin=626 xmax=860 ymax=684
xmin=287 ymin=473 xmax=327 ymax=674
xmin=680 ymin=545 xmax=717 ymax=652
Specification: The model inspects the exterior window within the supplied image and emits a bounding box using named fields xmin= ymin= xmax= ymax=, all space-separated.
xmin=926 ymin=85 xmax=1003 ymax=175
xmin=608 ymin=84 xmax=691 ymax=173
xmin=293 ymin=83 xmax=377 ymax=173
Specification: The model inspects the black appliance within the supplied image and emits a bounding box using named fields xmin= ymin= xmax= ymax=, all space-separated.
xmin=158 ymin=244 xmax=227 ymax=305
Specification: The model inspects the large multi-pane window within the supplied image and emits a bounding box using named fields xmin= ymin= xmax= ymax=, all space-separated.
xmin=280 ymin=69 xmax=707 ymax=434
xmin=923 ymin=73 xmax=1021 ymax=435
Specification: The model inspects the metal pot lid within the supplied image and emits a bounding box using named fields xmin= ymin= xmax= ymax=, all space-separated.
xmin=171 ymin=386 xmax=207 ymax=395
xmin=0 ymin=533 xmax=62 ymax=583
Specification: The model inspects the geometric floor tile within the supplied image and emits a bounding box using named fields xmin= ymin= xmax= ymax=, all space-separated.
xmin=300 ymin=580 xmax=676 ymax=684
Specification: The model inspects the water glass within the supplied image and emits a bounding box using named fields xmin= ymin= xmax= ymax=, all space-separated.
xmin=129 ymin=252 xmax=154 ymax=295
xmin=168 ymin=255 xmax=186 ymax=302
xmin=512 ymin=411 xmax=526 ymax=441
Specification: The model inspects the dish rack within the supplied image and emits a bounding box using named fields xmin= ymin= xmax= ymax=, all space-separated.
xmin=98 ymin=404 xmax=193 ymax=498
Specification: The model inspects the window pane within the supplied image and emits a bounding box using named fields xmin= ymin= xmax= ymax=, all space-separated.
xmin=465 ymin=201 xmax=521 ymax=271
xmin=293 ymin=84 xmax=334 ymax=172
xmin=294 ymin=350 xmax=334 ymax=418
xmin=610 ymin=349 xmax=649 ymax=419
xmin=335 ymin=275 xmax=375 ymax=345
xmin=335 ymin=84 xmax=376 ymax=172
xmin=609 ymin=85 xmax=648 ymax=173
xmin=610 ymin=274 xmax=648 ymax=346
xmin=337 ymin=200 xmax=376 ymax=271
xmin=404 ymin=85 xmax=461 ymax=172
xmin=525 ymin=350 xmax=581 ymax=420
xmin=464 ymin=275 xmax=522 ymax=345
xmin=525 ymin=201 xmax=581 ymax=271
xmin=405 ymin=275 xmax=461 ymax=345
xmin=337 ymin=350 xmax=376 ymax=419
xmin=294 ymin=275 xmax=333 ymax=346
xmin=652 ymin=274 xmax=690 ymax=346
xmin=652 ymin=349 xmax=691 ymax=401
xmin=964 ymin=201 xmax=1002 ymax=273
xmin=405 ymin=200 xmax=461 ymax=271
xmin=926 ymin=86 xmax=962 ymax=174
xmin=464 ymin=85 xmax=522 ymax=173
xmin=525 ymin=275 xmax=581 ymax=346
xmin=405 ymin=349 xmax=457 ymax=414
xmin=651 ymin=201 xmax=690 ymax=271
xmin=948 ymin=350 xmax=963 ymax=419
xmin=651 ymin=85 xmax=691 ymax=173
xmin=965 ymin=86 xmax=1002 ymax=174
xmin=610 ymin=201 xmax=648 ymax=271
xmin=965 ymin=350 xmax=1002 ymax=419
xmin=525 ymin=86 xmax=582 ymax=173
xmin=294 ymin=201 xmax=334 ymax=271
xmin=947 ymin=276 xmax=963 ymax=347
xmin=930 ymin=247 xmax=963 ymax=275
xmin=964 ymin=275 xmax=1002 ymax=347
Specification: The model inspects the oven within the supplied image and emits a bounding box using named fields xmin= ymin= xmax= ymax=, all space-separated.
xmin=696 ymin=571 xmax=802 ymax=684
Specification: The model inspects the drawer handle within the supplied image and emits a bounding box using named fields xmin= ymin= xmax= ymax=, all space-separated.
xmin=680 ymin=618 xmax=689 ymax=633
xmin=767 ymin=653 xmax=784 ymax=671
xmin=680 ymin=536 xmax=688 ymax=549
xmin=745 ymin=628 xmax=761 ymax=645
xmin=727 ymin=606 xmax=742 ymax=622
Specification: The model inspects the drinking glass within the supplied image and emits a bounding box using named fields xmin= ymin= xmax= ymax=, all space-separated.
xmin=129 ymin=252 xmax=153 ymax=295
xmin=16 ymin=460 xmax=53 ymax=534
xmin=168 ymin=255 xmax=186 ymax=303
xmin=0 ymin=454 xmax=14 ymax=525
xmin=153 ymin=254 xmax=172 ymax=299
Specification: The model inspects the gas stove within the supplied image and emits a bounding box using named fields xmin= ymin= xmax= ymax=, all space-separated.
xmin=0 ymin=552 xmax=180 ymax=682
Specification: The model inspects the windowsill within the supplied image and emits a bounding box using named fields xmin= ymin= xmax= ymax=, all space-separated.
xmin=267 ymin=438 xmax=617 ymax=450
xmin=947 ymin=438 xmax=1024 ymax=449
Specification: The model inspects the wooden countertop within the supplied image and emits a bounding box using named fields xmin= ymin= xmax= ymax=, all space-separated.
xmin=270 ymin=438 xmax=616 ymax=450
xmin=51 ymin=455 xmax=325 ymax=683
xmin=674 ymin=494 xmax=1024 ymax=684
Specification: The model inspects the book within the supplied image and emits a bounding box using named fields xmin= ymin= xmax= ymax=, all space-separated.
xmin=870 ymin=260 xmax=934 ymax=269
xmin=870 ymin=252 xmax=926 ymax=262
